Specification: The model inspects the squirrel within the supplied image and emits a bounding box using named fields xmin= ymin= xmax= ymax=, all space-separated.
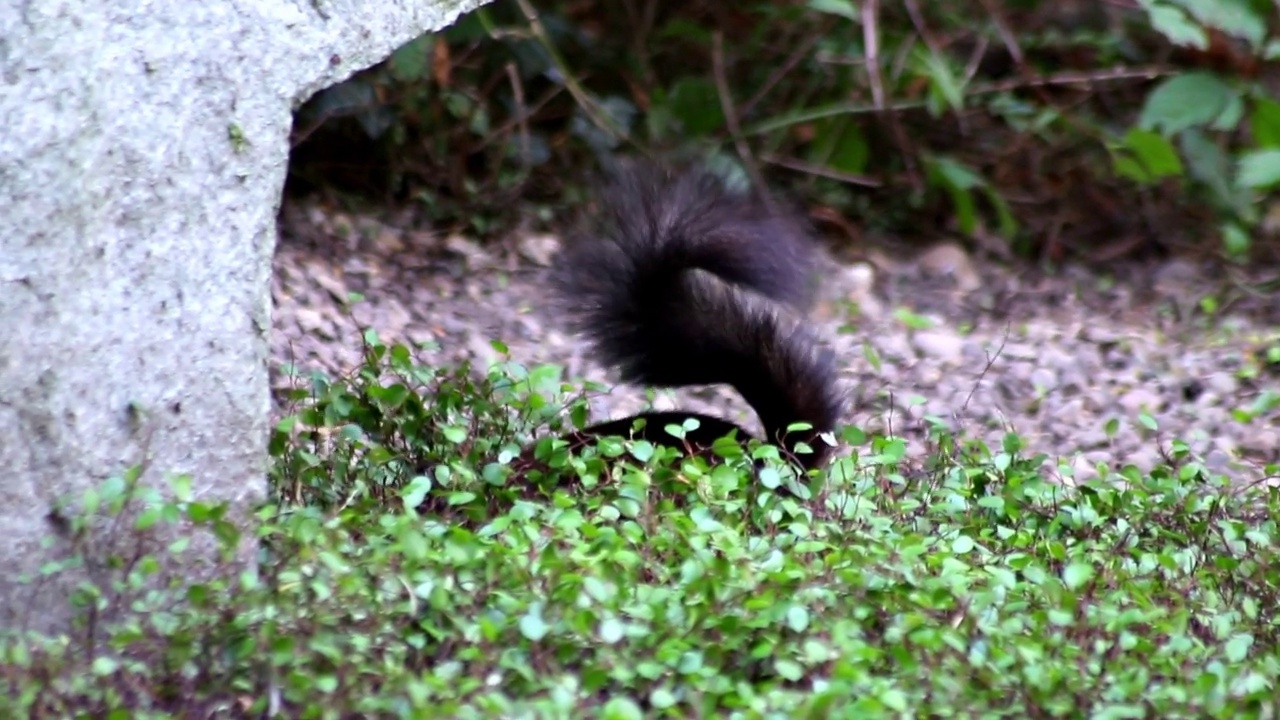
xmin=545 ymin=160 xmax=847 ymax=476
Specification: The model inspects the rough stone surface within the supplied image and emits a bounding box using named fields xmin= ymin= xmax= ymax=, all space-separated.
xmin=0 ymin=0 xmax=489 ymax=634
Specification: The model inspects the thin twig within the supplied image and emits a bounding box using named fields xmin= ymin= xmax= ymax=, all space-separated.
xmin=712 ymin=30 xmax=773 ymax=211
xmin=961 ymin=325 xmax=1009 ymax=416
xmin=512 ymin=0 xmax=630 ymax=146
xmin=760 ymin=153 xmax=881 ymax=188
xmin=864 ymin=0 xmax=922 ymax=190
xmin=901 ymin=0 xmax=945 ymax=60
xmin=861 ymin=0 xmax=886 ymax=110
xmin=740 ymin=26 xmax=827 ymax=119
xmin=624 ymin=0 xmax=659 ymax=87
xmin=962 ymin=35 xmax=991 ymax=87
xmin=977 ymin=0 xmax=1025 ymax=69
xmin=740 ymin=65 xmax=1174 ymax=137
xmin=473 ymin=86 xmax=564 ymax=153
xmin=504 ymin=62 xmax=531 ymax=173
xmin=974 ymin=65 xmax=1172 ymax=93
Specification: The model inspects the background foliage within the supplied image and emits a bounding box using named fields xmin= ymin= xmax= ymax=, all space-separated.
xmin=288 ymin=0 xmax=1280 ymax=263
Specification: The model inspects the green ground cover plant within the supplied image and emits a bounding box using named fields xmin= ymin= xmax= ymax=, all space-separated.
xmin=4 ymin=327 xmax=1279 ymax=717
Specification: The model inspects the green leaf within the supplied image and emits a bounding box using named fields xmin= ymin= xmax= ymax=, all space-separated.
xmin=315 ymin=674 xmax=339 ymax=693
xmin=135 ymin=508 xmax=161 ymax=531
xmin=649 ymin=688 xmax=677 ymax=710
xmin=1063 ymin=562 xmax=1095 ymax=590
xmin=388 ymin=35 xmax=435 ymax=82
xmin=1238 ymin=149 xmax=1280 ymax=189
xmin=931 ymin=156 xmax=982 ymax=189
xmin=808 ymin=0 xmax=860 ymax=21
xmin=774 ymin=658 xmax=805 ymax=681
xmin=1114 ymin=128 xmax=1185 ymax=182
xmin=401 ymin=475 xmax=433 ymax=509
xmin=1251 ymin=97 xmax=1280 ymax=148
xmin=170 ymin=473 xmax=193 ymax=503
xmin=927 ymin=156 xmax=985 ymax=234
xmin=808 ymin=118 xmax=870 ymax=175
xmin=1139 ymin=73 xmax=1237 ymax=135
xmin=446 ymin=491 xmax=476 ymax=506
xmin=666 ymin=76 xmax=725 ymax=136
xmin=519 ymin=612 xmax=549 ymax=641
xmin=916 ymin=49 xmax=965 ymax=116
xmin=863 ymin=341 xmax=882 ymax=373
xmin=787 ymin=605 xmax=811 ymax=632
xmin=601 ymin=697 xmax=645 ymax=720
xmin=879 ymin=688 xmax=909 ymax=712
xmin=1225 ymin=633 xmax=1254 ymax=662
xmin=1181 ymin=129 xmax=1244 ymax=214
xmin=599 ymin=617 xmax=625 ymax=644
xmin=1171 ymin=0 xmax=1266 ymax=48
xmin=1140 ymin=1 xmax=1208 ymax=48
xmin=982 ymin=185 xmax=1018 ymax=238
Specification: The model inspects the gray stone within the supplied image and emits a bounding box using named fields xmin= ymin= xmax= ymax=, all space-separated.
xmin=1204 ymin=450 xmax=1233 ymax=475
xmin=911 ymin=329 xmax=965 ymax=364
xmin=1029 ymin=367 xmax=1058 ymax=393
xmin=914 ymin=242 xmax=982 ymax=293
xmin=0 ymin=0 xmax=489 ymax=634
xmin=1241 ymin=428 xmax=1280 ymax=456
xmin=1205 ymin=371 xmax=1239 ymax=397
xmin=1119 ymin=388 xmax=1163 ymax=417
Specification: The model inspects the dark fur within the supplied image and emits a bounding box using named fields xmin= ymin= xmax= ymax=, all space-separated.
xmin=552 ymin=161 xmax=846 ymax=471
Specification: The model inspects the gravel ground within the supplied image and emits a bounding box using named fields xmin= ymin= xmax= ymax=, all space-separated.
xmin=272 ymin=200 xmax=1280 ymax=485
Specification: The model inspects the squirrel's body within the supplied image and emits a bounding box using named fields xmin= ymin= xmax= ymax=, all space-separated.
xmin=552 ymin=161 xmax=845 ymax=472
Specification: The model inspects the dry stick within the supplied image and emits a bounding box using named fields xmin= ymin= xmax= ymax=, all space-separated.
xmin=741 ymin=65 xmax=1173 ymax=138
xmin=512 ymin=0 xmax=630 ymax=146
xmin=759 ymin=153 xmax=881 ymax=188
xmin=862 ymin=0 xmax=923 ymax=191
xmin=711 ymin=30 xmax=774 ymax=213
xmin=623 ymin=0 xmax=660 ymax=88
xmin=473 ymin=85 xmax=564 ymax=153
xmin=861 ymin=0 xmax=886 ymax=110
xmin=504 ymin=62 xmax=532 ymax=173
xmin=739 ymin=27 xmax=826 ymax=120
xmin=901 ymin=0 xmax=945 ymax=60
xmin=988 ymin=67 xmax=1169 ymax=218
xmin=962 ymin=35 xmax=992 ymax=87
xmin=976 ymin=0 xmax=1025 ymax=69
xmin=976 ymin=66 xmax=1172 ymax=93
xmin=961 ymin=324 xmax=1010 ymax=417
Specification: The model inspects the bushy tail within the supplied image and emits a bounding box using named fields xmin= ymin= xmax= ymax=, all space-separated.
xmin=553 ymin=161 xmax=845 ymax=465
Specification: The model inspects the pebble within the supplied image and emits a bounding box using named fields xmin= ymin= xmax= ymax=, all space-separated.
xmin=1119 ymin=388 xmax=1162 ymax=416
xmin=1206 ymin=371 xmax=1239 ymax=397
xmin=1029 ymin=367 xmax=1058 ymax=392
xmin=911 ymin=330 xmax=965 ymax=364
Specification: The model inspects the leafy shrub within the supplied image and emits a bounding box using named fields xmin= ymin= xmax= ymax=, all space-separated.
xmin=5 ymin=330 xmax=1280 ymax=716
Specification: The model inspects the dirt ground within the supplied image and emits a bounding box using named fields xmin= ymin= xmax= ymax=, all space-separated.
xmin=271 ymin=197 xmax=1280 ymax=485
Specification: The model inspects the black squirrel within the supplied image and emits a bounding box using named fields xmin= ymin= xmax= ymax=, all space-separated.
xmin=548 ymin=160 xmax=846 ymax=474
